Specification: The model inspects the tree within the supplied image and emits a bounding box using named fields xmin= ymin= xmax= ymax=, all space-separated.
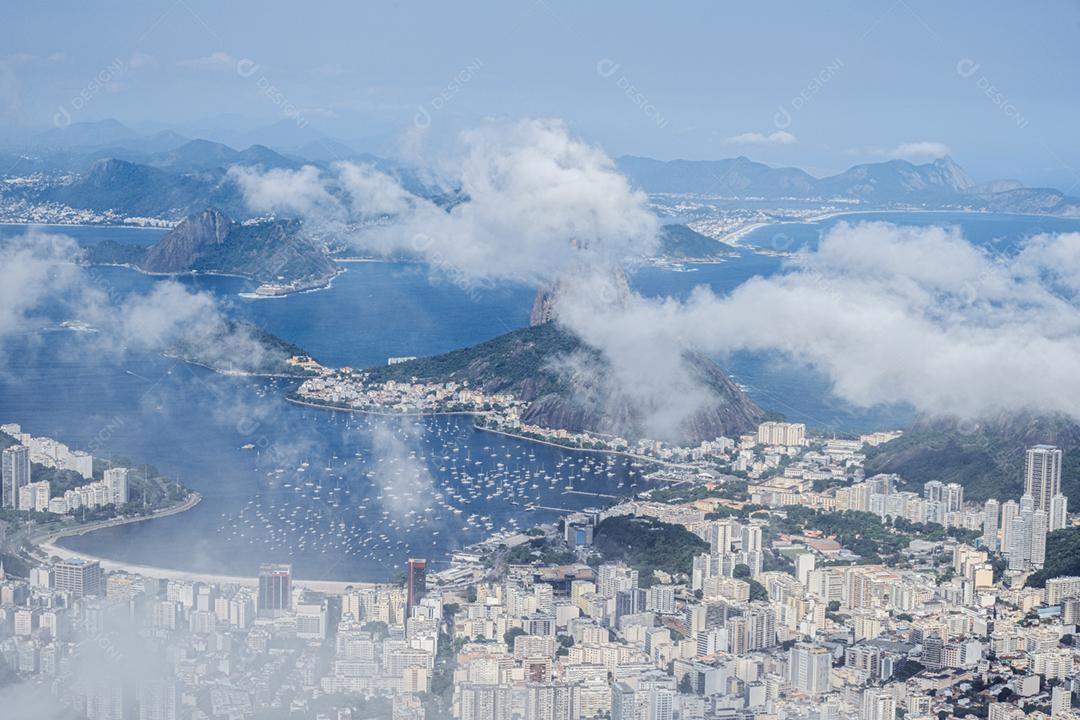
xmin=733 ymin=564 xmax=752 ymax=580
xmin=749 ymin=580 xmax=769 ymax=602
xmin=504 ymin=627 xmax=526 ymax=650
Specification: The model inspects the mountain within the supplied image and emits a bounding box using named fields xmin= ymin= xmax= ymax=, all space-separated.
xmin=617 ymin=155 xmax=818 ymax=197
xmin=31 ymin=119 xmax=138 ymax=149
xmin=817 ymin=157 xmax=974 ymax=199
xmin=361 ymin=321 xmax=765 ymax=443
xmin=87 ymin=208 xmax=339 ymax=286
xmin=657 ymin=224 xmax=736 ymax=260
xmin=40 ymin=158 xmax=247 ymax=219
xmin=167 ymin=318 xmax=320 ymax=377
xmin=864 ymin=412 xmax=1080 ymax=502
xmin=144 ymin=139 xmax=298 ymax=173
xmin=141 ymin=209 xmax=338 ymax=283
xmin=616 ymin=154 xmax=1080 ymax=214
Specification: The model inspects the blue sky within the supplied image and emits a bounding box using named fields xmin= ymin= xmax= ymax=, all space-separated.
xmin=3 ymin=1 xmax=1080 ymax=187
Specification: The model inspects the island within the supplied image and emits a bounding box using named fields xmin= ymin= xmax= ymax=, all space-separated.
xmin=83 ymin=207 xmax=341 ymax=296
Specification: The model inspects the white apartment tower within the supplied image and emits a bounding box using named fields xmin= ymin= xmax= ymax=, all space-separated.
xmin=788 ymin=642 xmax=831 ymax=696
xmin=2 ymin=445 xmax=30 ymax=509
xmin=1025 ymin=445 xmax=1062 ymax=512
xmin=1050 ymin=493 xmax=1068 ymax=532
xmin=983 ymin=499 xmax=1000 ymax=551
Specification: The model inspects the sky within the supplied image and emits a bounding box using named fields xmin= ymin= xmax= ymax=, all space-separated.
xmin=2 ymin=1 xmax=1080 ymax=187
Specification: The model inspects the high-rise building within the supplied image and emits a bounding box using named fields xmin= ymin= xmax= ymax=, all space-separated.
xmin=54 ymin=558 xmax=104 ymax=597
xmin=1050 ymin=494 xmax=1068 ymax=532
xmin=257 ymin=563 xmax=292 ymax=617
xmin=1031 ymin=510 xmax=1049 ymax=568
xmin=983 ymin=499 xmax=1000 ymax=551
xmin=406 ymin=558 xmax=427 ymax=611
xmin=2 ymin=445 xmax=30 ymax=509
xmin=924 ymin=481 xmax=944 ymax=503
xmin=611 ymin=683 xmax=636 ymax=720
xmin=796 ymin=553 xmax=816 ymax=587
xmin=788 ymin=642 xmax=831 ymax=696
xmin=1026 ymin=445 xmax=1063 ymax=512
xmin=944 ymin=483 xmax=964 ymax=513
xmin=756 ymin=421 xmax=807 ymax=447
xmin=862 ymin=688 xmax=896 ymax=720
xmin=103 ymin=467 xmax=129 ymax=505
xmin=1001 ymin=500 xmax=1019 ymax=552
xmin=1052 ymin=685 xmax=1072 ymax=717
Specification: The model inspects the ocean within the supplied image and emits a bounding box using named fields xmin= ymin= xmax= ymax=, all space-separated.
xmin=0 ymin=211 xmax=1075 ymax=580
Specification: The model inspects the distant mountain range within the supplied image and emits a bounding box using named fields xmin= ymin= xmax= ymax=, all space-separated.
xmin=86 ymin=208 xmax=339 ymax=288
xmin=6 ymin=118 xmax=1080 ymax=222
xmin=617 ymin=155 xmax=1080 ymax=216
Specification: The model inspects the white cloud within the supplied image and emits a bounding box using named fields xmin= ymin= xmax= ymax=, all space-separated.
xmin=178 ymin=51 xmax=240 ymax=71
xmin=127 ymin=51 xmax=156 ymax=70
xmin=889 ymin=141 xmax=951 ymax=160
xmin=233 ymin=118 xmax=660 ymax=286
xmin=0 ymin=229 xmax=292 ymax=376
xmin=0 ymin=230 xmax=85 ymax=339
xmin=579 ymin=222 xmax=1080 ymax=424
xmin=724 ymin=130 xmax=798 ymax=145
xmin=228 ymin=164 xmax=341 ymax=219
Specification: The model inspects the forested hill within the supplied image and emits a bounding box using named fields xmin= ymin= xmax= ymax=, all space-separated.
xmin=362 ymin=321 xmax=765 ymax=442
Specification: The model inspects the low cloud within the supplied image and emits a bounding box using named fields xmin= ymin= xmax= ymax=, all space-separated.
xmin=232 ymin=118 xmax=660 ymax=286
xmin=178 ymin=51 xmax=240 ymax=72
xmin=724 ymin=130 xmax=797 ymax=145
xmin=889 ymin=141 xmax=951 ymax=160
xmin=369 ymin=418 xmax=436 ymax=521
xmin=0 ymin=229 xmax=290 ymax=377
xmin=585 ymin=222 xmax=1080 ymax=424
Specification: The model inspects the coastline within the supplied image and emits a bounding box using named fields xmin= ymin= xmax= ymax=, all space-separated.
xmin=286 ymin=394 xmax=494 ymax=418
xmin=0 ymin=220 xmax=174 ymax=231
xmin=32 ymin=491 xmax=381 ymax=592
xmin=288 ymin=394 xmax=696 ymax=470
xmin=710 ymin=207 xmax=1075 ymax=249
xmin=474 ymin=423 xmax=696 ymax=470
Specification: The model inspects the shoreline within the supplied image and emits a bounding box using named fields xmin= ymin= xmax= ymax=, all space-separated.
xmin=285 ymin=394 xmax=495 ymax=418
xmin=87 ymin=262 xmax=343 ymax=300
xmin=474 ymin=423 xmax=697 ymax=470
xmin=33 ymin=491 xmax=382 ymax=592
xmin=0 ymin=220 xmax=174 ymax=231
xmin=288 ymin=394 xmax=697 ymax=470
xmin=708 ymin=207 xmax=1078 ymax=249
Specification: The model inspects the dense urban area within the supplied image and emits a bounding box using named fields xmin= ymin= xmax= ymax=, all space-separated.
xmin=1 ymin=417 xmax=1077 ymax=720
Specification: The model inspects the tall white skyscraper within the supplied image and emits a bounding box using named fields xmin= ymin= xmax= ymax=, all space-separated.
xmin=1050 ymin=494 xmax=1068 ymax=532
xmin=944 ymin=483 xmax=964 ymax=513
xmin=1000 ymin=500 xmax=1019 ymax=552
xmin=983 ymin=499 xmax=1000 ymax=551
xmin=789 ymin=642 xmax=831 ymax=696
xmin=1030 ymin=510 xmax=1049 ymax=568
xmin=1007 ymin=514 xmax=1030 ymax=571
xmin=1025 ymin=445 xmax=1062 ymax=512
xmin=103 ymin=467 xmax=129 ymax=505
xmin=2 ymin=445 xmax=30 ymax=509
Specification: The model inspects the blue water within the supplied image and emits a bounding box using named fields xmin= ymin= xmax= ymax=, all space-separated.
xmin=2 ymin=212 xmax=1078 ymax=580
xmin=739 ymin=211 xmax=1080 ymax=253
